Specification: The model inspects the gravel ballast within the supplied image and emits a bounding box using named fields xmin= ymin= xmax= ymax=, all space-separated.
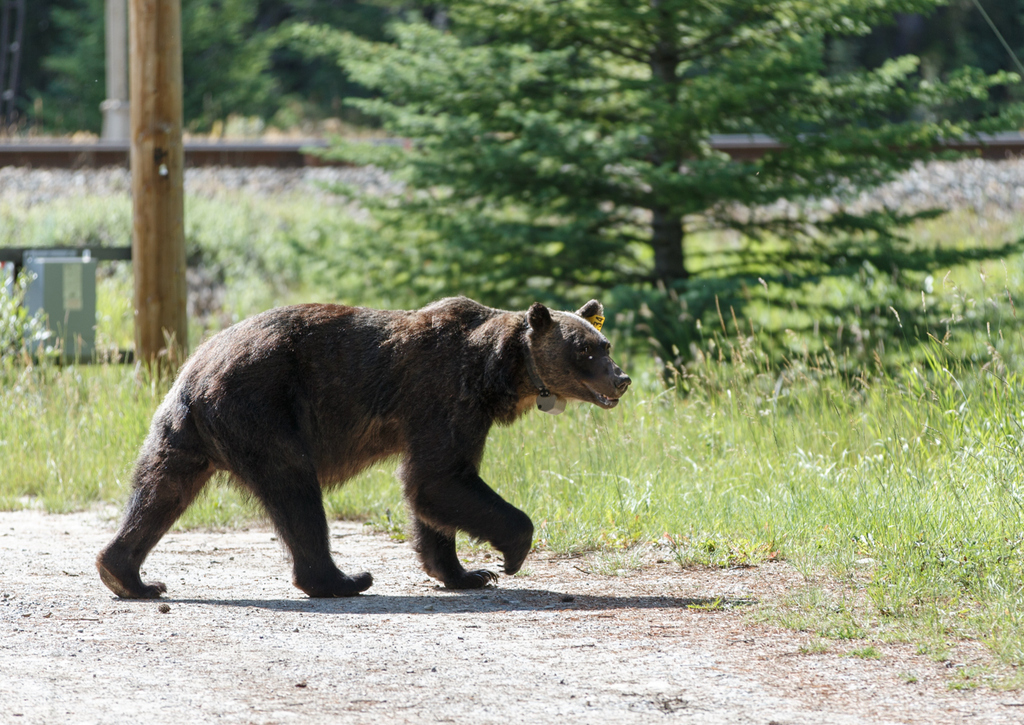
xmin=0 ymin=165 xmax=400 ymax=206
xmin=1 ymin=158 xmax=1023 ymax=214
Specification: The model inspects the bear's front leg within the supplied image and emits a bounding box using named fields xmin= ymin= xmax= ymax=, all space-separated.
xmin=401 ymin=460 xmax=534 ymax=587
xmin=413 ymin=518 xmax=499 ymax=589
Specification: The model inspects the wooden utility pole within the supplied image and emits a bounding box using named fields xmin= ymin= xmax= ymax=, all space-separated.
xmin=130 ymin=0 xmax=187 ymax=365
xmin=102 ymin=0 xmax=129 ymax=140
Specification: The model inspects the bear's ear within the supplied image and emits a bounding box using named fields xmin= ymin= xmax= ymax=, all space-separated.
xmin=527 ymin=302 xmax=552 ymax=333
xmin=576 ymin=299 xmax=603 ymax=319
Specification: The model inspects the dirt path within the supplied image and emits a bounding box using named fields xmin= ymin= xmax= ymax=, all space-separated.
xmin=1 ymin=510 xmax=1020 ymax=724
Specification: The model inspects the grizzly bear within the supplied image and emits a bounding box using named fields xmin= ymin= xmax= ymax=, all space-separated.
xmin=97 ymin=297 xmax=630 ymax=598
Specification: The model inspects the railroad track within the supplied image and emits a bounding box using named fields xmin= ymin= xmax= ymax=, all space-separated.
xmin=0 ymin=140 xmax=343 ymax=169
xmin=0 ymin=133 xmax=1022 ymax=168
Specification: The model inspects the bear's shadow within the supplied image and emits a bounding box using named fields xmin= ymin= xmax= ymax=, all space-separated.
xmin=162 ymin=589 xmax=754 ymax=615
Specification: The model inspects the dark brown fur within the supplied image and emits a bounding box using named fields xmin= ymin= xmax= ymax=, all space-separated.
xmin=97 ymin=297 xmax=630 ymax=598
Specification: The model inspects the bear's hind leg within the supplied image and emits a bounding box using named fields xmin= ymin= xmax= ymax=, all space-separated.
xmin=97 ymin=450 xmax=214 ymax=599
xmin=242 ymin=464 xmax=373 ymax=597
xmin=413 ymin=517 xmax=498 ymax=590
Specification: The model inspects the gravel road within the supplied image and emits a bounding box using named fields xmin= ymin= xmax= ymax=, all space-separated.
xmin=2 ymin=510 xmax=1021 ymax=725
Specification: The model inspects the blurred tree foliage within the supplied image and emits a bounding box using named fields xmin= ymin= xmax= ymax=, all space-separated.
xmin=10 ymin=1 xmax=1024 ymax=134
xmin=828 ymin=0 xmax=1024 ymax=114
xmin=288 ymin=0 xmax=1023 ymax=365
xmin=19 ymin=0 xmax=395 ymax=133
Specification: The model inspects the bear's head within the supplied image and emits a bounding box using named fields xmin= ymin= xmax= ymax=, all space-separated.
xmin=525 ymin=300 xmax=631 ymax=410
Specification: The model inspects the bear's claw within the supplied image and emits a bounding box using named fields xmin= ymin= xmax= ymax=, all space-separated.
xmin=500 ymin=540 xmax=532 ymax=576
xmin=97 ymin=560 xmax=167 ymax=599
xmin=296 ymin=570 xmax=374 ymax=598
xmin=443 ymin=569 xmax=498 ymax=590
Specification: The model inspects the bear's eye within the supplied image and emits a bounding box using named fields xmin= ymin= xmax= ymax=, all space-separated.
xmin=581 ymin=345 xmax=591 ymax=355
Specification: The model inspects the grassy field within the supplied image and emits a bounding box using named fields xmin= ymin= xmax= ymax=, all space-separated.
xmin=3 ymin=192 xmax=1024 ymax=683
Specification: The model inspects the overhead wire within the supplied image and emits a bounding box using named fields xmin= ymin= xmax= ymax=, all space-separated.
xmin=970 ymin=0 xmax=1024 ymax=77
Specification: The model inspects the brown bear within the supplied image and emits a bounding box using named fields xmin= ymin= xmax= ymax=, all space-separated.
xmin=96 ymin=297 xmax=630 ymax=598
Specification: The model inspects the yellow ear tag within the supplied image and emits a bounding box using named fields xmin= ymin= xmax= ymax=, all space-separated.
xmin=586 ymin=314 xmax=605 ymax=331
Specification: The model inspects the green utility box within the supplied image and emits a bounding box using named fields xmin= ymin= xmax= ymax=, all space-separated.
xmin=24 ymin=250 xmax=97 ymax=362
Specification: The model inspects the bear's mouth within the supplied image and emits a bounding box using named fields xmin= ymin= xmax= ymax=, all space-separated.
xmin=585 ymin=384 xmax=620 ymax=409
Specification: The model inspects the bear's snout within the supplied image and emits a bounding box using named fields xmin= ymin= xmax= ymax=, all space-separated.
xmin=587 ymin=365 xmax=631 ymax=409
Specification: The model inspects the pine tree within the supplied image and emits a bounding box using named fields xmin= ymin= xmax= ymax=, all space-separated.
xmin=294 ymin=0 xmax=1020 ymax=305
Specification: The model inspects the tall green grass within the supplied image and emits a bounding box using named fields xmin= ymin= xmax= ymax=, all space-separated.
xmin=2 ymin=192 xmax=380 ymax=350
xmin=0 ymin=362 xmax=161 ymax=511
